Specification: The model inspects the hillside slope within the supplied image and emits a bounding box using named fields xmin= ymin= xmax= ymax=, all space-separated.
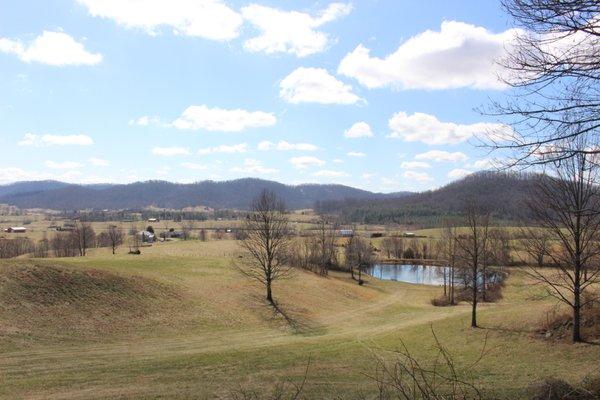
xmin=315 ymin=171 xmax=537 ymax=224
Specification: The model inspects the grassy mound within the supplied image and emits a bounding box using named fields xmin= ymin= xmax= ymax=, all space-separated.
xmin=0 ymin=261 xmax=180 ymax=347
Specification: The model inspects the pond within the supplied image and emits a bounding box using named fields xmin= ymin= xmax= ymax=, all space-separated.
xmin=365 ymin=264 xmax=503 ymax=286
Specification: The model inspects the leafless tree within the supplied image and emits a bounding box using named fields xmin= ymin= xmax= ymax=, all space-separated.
xmin=198 ymin=228 xmax=207 ymax=242
xmin=441 ymin=221 xmax=459 ymax=305
xmin=525 ymin=141 xmax=600 ymax=342
xmin=455 ymin=201 xmax=491 ymax=328
xmin=107 ymin=225 xmax=123 ymax=255
xmin=238 ymin=190 xmax=292 ymax=305
xmin=314 ymin=216 xmax=338 ymax=275
xmin=71 ymin=220 xmax=95 ymax=257
xmin=181 ymin=220 xmax=195 ymax=240
xmin=345 ymin=235 xmax=375 ymax=285
xmin=484 ymin=0 xmax=600 ymax=166
xmin=519 ymin=227 xmax=552 ymax=268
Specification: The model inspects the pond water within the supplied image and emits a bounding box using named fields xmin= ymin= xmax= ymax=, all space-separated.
xmin=365 ymin=264 xmax=503 ymax=286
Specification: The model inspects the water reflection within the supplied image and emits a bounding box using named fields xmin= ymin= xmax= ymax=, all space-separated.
xmin=366 ymin=264 xmax=502 ymax=286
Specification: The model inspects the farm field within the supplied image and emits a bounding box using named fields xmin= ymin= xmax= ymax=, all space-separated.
xmin=1 ymin=239 xmax=598 ymax=399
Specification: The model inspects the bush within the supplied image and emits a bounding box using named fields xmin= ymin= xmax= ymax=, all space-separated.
xmin=431 ymin=295 xmax=453 ymax=307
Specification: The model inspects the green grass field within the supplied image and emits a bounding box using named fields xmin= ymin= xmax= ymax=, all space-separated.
xmin=1 ymin=239 xmax=598 ymax=399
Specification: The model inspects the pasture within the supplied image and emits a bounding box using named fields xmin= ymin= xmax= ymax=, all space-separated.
xmin=1 ymin=239 xmax=598 ymax=399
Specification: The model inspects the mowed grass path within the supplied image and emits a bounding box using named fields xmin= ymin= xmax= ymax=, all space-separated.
xmin=1 ymin=240 xmax=598 ymax=399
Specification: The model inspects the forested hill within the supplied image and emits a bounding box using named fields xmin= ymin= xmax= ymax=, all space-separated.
xmin=0 ymin=178 xmax=406 ymax=211
xmin=314 ymin=171 xmax=538 ymax=225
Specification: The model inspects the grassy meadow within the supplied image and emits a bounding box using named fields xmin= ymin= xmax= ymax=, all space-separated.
xmin=1 ymin=238 xmax=599 ymax=399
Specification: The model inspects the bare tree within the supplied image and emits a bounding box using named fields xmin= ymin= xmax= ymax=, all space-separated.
xmin=181 ymin=220 xmax=194 ymax=241
xmin=314 ymin=216 xmax=338 ymax=275
xmin=345 ymin=235 xmax=375 ymax=285
xmin=485 ymin=0 xmax=600 ymax=166
xmin=525 ymin=141 xmax=600 ymax=342
xmin=441 ymin=221 xmax=458 ymax=305
xmin=107 ymin=225 xmax=123 ymax=255
xmin=71 ymin=220 xmax=95 ymax=257
xmin=519 ymin=227 xmax=552 ymax=268
xmin=198 ymin=228 xmax=207 ymax=242
xmin=455 ymin=201 xmax=491 ymax=328
xmin=239 ymin=190 xmax=292 ymax=305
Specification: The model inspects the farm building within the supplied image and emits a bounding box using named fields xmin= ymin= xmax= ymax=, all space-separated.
xmin=147 ymin=218 xmax=160 ymax=223
xmin=4 ymin=227 xmax=27 ymax=233
xmin=339 ymin=229 xmax=354 ymax=237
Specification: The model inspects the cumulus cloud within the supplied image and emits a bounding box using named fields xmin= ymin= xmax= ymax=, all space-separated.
xmin=290 ymin=156 xmax=325 ymax=169
xmin=257 ymin=140 xmax=318 ymax=151
xmin=18 ymin=133 xmax=93 ymax=146
xmin=400 ymin=161 xmax=430 ymax=169
xmin=45 ymin=160 xmax=82 ymax=170
xmin=403 ymin=170 xmax=433 ymax=182
xmin=242 ymin=2 xmax=352 ymax=57
xmin=152 ymin=146 xmax=191 ymax=156
xmin=88 ymin=158 xmax=109 ymax=167
xmin=279 ymin=67 xmax=362 ymax=105
xmin=231 ymin=158 xmax=277 ymax=175
xmin=198 ymin=143 xmax=247 ymax=155
xmin=338 ymin=20 xmax=520 ymax=90
xmin=388 ymin=111 xmax=512 ymax=145
xmin=344 ymin=121 xmax=373 ymax=138
xmin=448 ymin=168 xmax=472 ymax=179
xmin=129 ymin=115 xmax=160 ymax=126
xmin=0 ymin=31 xmax=102 ymax=66
xmin=77 ymin=0 xmax=243 ymax=41
xmin=313 ymin=169 xmax=349 ymax=178
xmin=414 ymin=150 xmax=468 ymax=163
xmin=347 ymin=151 xmax=365 ymax=157
xmin=172 ymin=105 xmax=276 ymax=132
xmin=472 ymin=158 xmax=496 ymax=169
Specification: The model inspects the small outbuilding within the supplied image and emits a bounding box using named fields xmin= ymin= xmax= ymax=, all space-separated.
xmin=4 ymin=227 xmax=27 ymax=233
xmin=339 ymin=229 xmax=354 ymax=237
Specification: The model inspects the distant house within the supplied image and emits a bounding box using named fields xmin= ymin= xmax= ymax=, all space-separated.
xmin=147 ymin=218 xmax=159 ymax=223
xmin=339 ymin=229 xmax=354 ymax=237
xmin=4 ymin=227 xmax=27 ymax=233
xmin=403 ymin=232 xmax=416 ymax=237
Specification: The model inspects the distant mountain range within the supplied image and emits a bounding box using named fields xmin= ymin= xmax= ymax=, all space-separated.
xmin=0 ymin=172 xmax=538 ymax=224
xmin=0 ymin=178 xmax=408 ymax=211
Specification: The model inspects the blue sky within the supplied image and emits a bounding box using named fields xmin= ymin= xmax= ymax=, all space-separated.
xmin=0 ymin=0 xmax=518 ymax=192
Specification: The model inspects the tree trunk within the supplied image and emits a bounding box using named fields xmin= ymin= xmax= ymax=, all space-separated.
xmin=573 ymin=276 xmax=582 ymax=342
xmin=471 ymin=266 xmax=478 ymax=328
xmin=266 ymin=281 xmax=273 ymax=304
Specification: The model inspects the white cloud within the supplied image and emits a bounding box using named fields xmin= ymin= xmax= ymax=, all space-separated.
xmin=448 ymin=168 xmax=472 ymax=179
xmin=403 ymin=170 xmax=433 ymax=182
xmin=129 ymin=115 xmax=160 ymax=126
xmin=181 ymin=162 xmax=208 ymax=170
xmin=338 ymin=20 xmax=520 ymax=90
xmin=388 ymin=111 xmax=511 ymax=145
xmin=400 ymin=161 xmax=430 ymax=169
xmin=88 ymin=158 xmax=109 ymax=167
xmin=18 ymin=133 xmax=93 ymax=146
xmin=172 ymin=105 xmax=276 ymax=132
xmin=198 ymin=143 xmax=247 ymax=155
xmin=257 ymin=140 xmax=318 ymax=151
xmin=77 ymin=0 xmax=243 ymax=41
xmin=344 ymin=121 xmax=373 ymax=138
xmin=362 ymin=172 xmax=376 ymax=180
xmin=313 ymin=169 xmax=349 ymax=178
xmin=290 ymin=156 xmax=325 ymax=169
xmin=0 ymin=31 xmax=102 ymax=66
xmin=333 ymin=158 xmax=343 ymax=163
xmin=242 ymin=3 xmax=352 ymax=57
xmin=152 ymin=146 xmax=191 ymax=156
xmin=347 ymin=151 xmax=365 ymax=157
xmin=472 ymin=158 xmax=495 ymax=169
xmin=231 ymin=158 xmax=277 ymax=175
xmin=414 ymin=150 xmax=468 ymax=163
xmin=279 ymin=67 xmax=362 ymax=105
xmin=45 ymin=160 xmax=82 ymax=170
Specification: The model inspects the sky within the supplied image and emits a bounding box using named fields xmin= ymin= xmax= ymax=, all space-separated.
xmin=0 ymin=0 xmax=519 ymax=192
